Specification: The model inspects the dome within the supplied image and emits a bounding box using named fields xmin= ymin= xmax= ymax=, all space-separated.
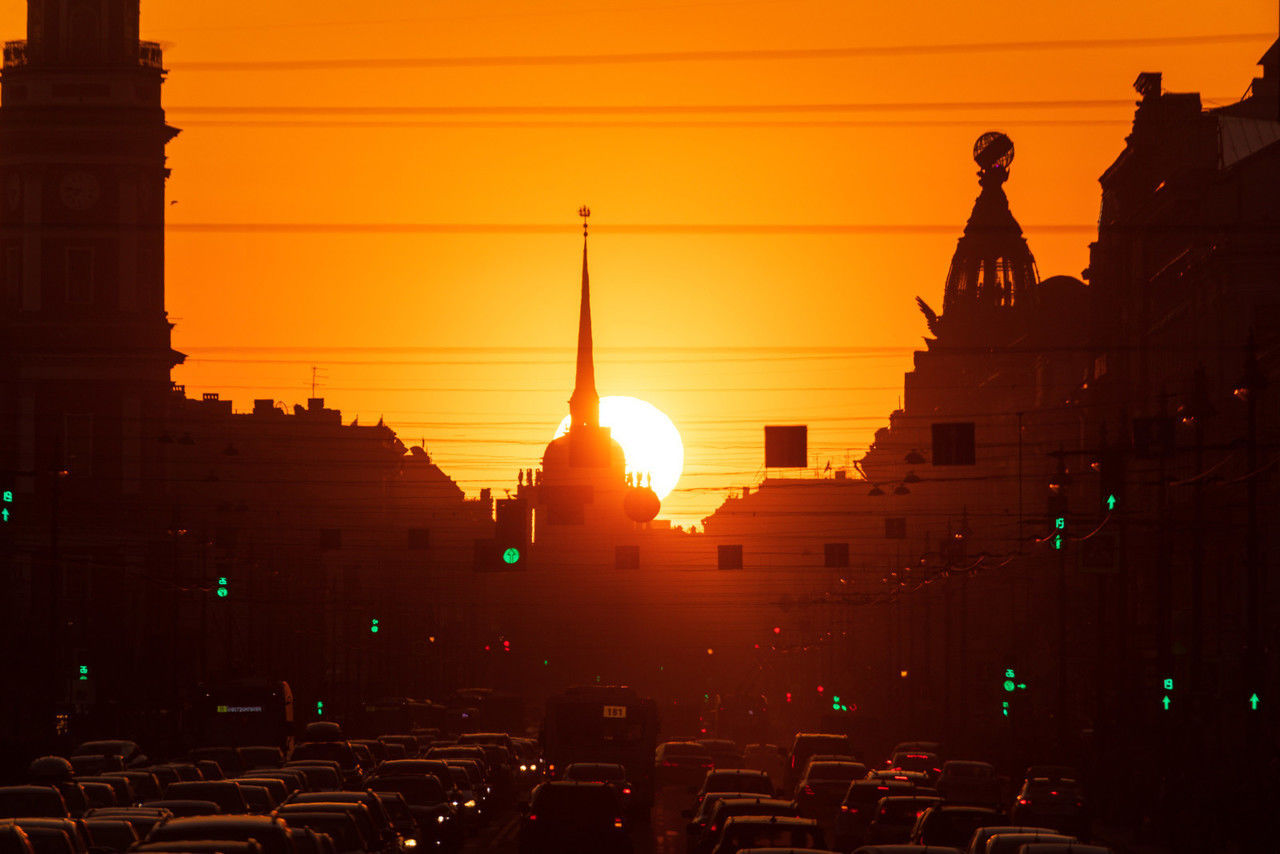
xmin=541 ymin=425 xmax=626 ymax=476
xmin=623 ymin=486 xmax=661 ymax=523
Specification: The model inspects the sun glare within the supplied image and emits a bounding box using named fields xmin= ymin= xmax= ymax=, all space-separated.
xmin=554 ymin=396 xmax=684 ymax=501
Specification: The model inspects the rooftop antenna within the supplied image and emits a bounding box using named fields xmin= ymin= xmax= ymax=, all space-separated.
xmin=579 ymin=204 xmax=591 ymax=236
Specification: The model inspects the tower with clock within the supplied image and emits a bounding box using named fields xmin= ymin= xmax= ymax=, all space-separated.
xmin=0 ymin=0 xmax=183 ymax=671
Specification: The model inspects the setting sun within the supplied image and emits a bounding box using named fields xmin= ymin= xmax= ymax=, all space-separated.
xmin=555 ymin=395 xmax=684 ymax=500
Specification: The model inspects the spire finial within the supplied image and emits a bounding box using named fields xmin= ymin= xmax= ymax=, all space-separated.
xmin=579 ymin=205 xmax=591 ymax=238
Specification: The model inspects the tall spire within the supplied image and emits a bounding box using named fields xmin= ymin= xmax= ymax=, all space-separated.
xmin=568 ymin=206 xmax=599 ymax=431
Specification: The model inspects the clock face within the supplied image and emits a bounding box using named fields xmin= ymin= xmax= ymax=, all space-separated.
xmin=6 ymin=174 xmax=20 ymax=211
xmin=59 ymin=171 xmax=101 ymax=210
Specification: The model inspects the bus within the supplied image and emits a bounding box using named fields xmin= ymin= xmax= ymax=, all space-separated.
xmin=192 ymin=680 xmax=295 ymax=752
xmin=541 ymin=685 xmax=658 ymax=814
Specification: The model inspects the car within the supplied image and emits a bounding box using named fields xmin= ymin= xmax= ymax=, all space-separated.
xmin=286 ymin=826 xmax=336 ymax=854
xmin=273 ymin=804 xmax=384 ymax=854
xmin=909 ymin=806 xmax=1004 ymax=849
xmin=684 ymin=792 xmax=776 ymax=854
xmin=283 ymin=761 xmax=344 ymax=791
xmin=706 ymin=814 xmax=825 ymax=854
xmin=836 ymin=780 xmax=922 ymax=851
xmin=237 ymin=771 xmax=305 ymax=796
xmin=71 ymin=778 xmax=134 ymax=808
xmin=561 ymin=764 xmax=633 ymax=814
xmin=981 ymin=831 xmax=1076 ymax=854
xmin=0 ymin=787 xmax=70 ymax=819
xmin=238 ymin=748 xmax=285 ymax=772
xmin=72 ymin=742 xmax=146 ymax=769
xmin=282 ymin=791 xmax=401 ymax=853
xmin=80 ymin=817 xmax=139 ymax=853
xmin=163 ymin=782 xmax=250 ymax=815
xmin=656 ymin=742 xmax=715 ymax=787
xmin=350 ymin=741 xmax=389 ymax=766
xmin=80 ymin=807 xmax=172 ymax=838
xmin=190 ymin=748 xmax=245 ymax=777
xmin=692 ymin=770 xmax=775 ymax=814
xmin=696 ymin=740 xmax=745 ymax=769
xmin=0 ymin=819 xmax=90 ymax=854
xmin=101 ymin=772 xmax=161 ymax=802
xmin=133 ymin=839 xmax=263 ymax=854
xmin=1009 ymin=779 xmax=1089 ymax=839
xmin=864 ymin=796 xmax=942 ymax=845
xmin=852 ymin=846 xmax=961 ymax=854
xmin=964 ymin=825 xmax=1063 ymax=854
xmin=76 ymin=783 xmax=116 ymax=811
xmin=794 ymin=760 xmax=867 ymax=820
xmin=377 ymin=737 xmax=420 ymax=760
xmin=141 ymin=799 xmax=223 ymax=817
xmin=935 ymin=762 xmax=1001 ymax=808
xmin=786 ymin=733 xmax=854 ymax=791
xmin=0 ymin=825 xmax=33 ymax=854
xmin=366 ymin=792 xmax=419 ymax=849
xmin=360 ymin=776 xmax=460 ymax=851
xmin=1016 ymin=844 xmax=1112 ymax=854
xmin=441 ymin=766 xmax=482 ymax=827
xmin=518 ymin=782 xmax=629 ymax=854
xmin=235 ymin=778 xmax=290 ymax=805
xmin=690 ymin=797 xmax=798 ymax=854
xmin=889 ymin=753 xmax=942 ymax=783
xmin=741 ymin=746 xmax=785 ymax=788
xmin=235 ymin=783 xmax=278 ymax=814
xmin=68 ymin=757 xmax=124 ymax=777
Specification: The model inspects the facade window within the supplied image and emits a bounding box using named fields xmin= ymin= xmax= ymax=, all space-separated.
xmin=64 ymin=413 xmax=93 ymax=476
xmin=65 ymin=247 xmax=94 ymax=305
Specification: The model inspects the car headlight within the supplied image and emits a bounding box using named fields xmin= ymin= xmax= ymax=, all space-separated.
xmin=464 ymin=800 xmax=476 ymax=809
xmin=436 ymin=815 xmax=446 ymax=824
xmin=404 ymin=840 xmax=418 ymax=848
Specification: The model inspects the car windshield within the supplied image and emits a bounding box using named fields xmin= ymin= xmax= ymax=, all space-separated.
xmin=367 ymin=777 xmax=445 ymax=807
xmin=878 ymin=799 xmax=937 ymax=822
xmin=662 ymin=743 xmax=710 ymax=757
xmin=530 ymin=786 xmax=618 ymax=820
xmin=290 ymin=745 xmax=354 ymax=767
xmin=806 ymin=763 xmax=861 ymax=781
xmin=564 ymin=765 xmax=625 ymax=782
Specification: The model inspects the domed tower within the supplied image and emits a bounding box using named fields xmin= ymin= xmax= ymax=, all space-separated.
xmin=937 ymin=133 xmax=1039 ymax=336
xmin=533 ymin=209 xmax=628 ymax=546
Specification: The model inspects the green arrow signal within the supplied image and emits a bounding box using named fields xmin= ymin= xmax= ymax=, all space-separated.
xmin=1106 ymin=494 xmax=1117 ymax=510
xmin=1250 ymin=693 xmax=1260 ymax=710
xmin=1162 ymin=695 xmax=1171 ymax=711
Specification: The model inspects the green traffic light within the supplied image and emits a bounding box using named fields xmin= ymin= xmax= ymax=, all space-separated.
xmin=216 ymin=576 xmax=229 ymax=598
xmin=1003 ymin=679 xmax=1016 ymax=692
xmin=370 ymin=618 xmax=380 ymax=634
xmin=502 ymin=547 xmax=521 ymax=564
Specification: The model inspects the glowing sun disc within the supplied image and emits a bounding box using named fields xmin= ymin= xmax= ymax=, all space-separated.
xmin=554 ymin=396 xmax=684 ymax=500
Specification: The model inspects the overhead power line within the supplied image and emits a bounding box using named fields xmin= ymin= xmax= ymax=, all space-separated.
xmin=165 ymin=222 xmax=1098 ymax=235
xmin=176 ymin=118 xmax=1130 ymax=130
xmin=165 ymin=97 xmax=1209 ymax=116
xmin=164 ymin=32 xmax=1274 ymax=72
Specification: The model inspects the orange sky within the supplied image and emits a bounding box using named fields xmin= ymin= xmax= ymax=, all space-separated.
xmin=5 ymin=0 xmax=1274 ymax=526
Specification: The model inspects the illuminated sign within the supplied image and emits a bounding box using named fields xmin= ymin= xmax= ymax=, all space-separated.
xmin=602 ymin=705 xmax=627 ymax=719
xmin=216 ymin=705 xmax=265 ymax=713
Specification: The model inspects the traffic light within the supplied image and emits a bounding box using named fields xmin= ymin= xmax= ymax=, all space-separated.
xmin=1 ymin=488 xmax=12 ymax=524
xmin=1098 ymin=450 xmax=1125 ymax=514
xmin=370 ymin=618 xmax=380 ymax=634
xmin=495 ymin=498 xmax=529 ymax=567
xmin=1161 ymin=676 xmax=1174 ymax=711
xmin=216 ymin=576 xmax=229 ymax=598
xmin=78 ymin=665 xmax=88 ymax=682
xmin=830 ymin=694 xmax=850 ymax=712
xmin=1001 ymin=667 xmax=1027 ymax=716
xmin=1047 ymin=487 xmax=1068 ymax=550
xmin=316 ymin=700 xmax=325 ymax=716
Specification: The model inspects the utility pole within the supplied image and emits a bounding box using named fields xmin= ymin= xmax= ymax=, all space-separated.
xmin=1241 ymin=337 xmax=1264 ymax=748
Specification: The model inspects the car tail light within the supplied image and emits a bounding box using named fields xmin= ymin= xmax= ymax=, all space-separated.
xmin=802 ymin=786 xmax=816 ymax=796
xmin=622 ymin=787 xmax=631 ymax=795
xmin=701 ymin=761 xmax=714 ymax=769
xmin=614 ymin=818 xmax=624 ymax=829
xmin=709 ymin=824 xmax=718 ymax=833
xmin=840 ymin=805 xmax=851 ymax=813
xmin=1018 ymin=798 xmax=1029 ymax=805
xmin=527 ymin=814 xmax=537 ymax=821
